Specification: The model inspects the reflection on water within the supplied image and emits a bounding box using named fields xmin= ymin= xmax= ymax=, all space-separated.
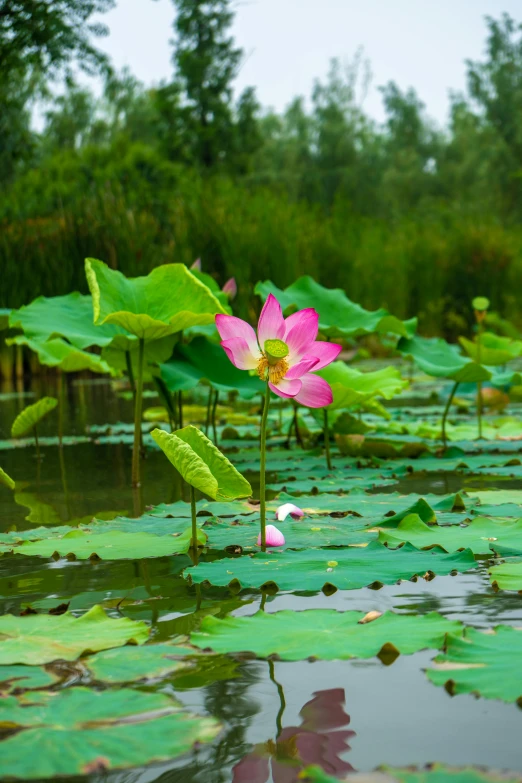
xmin=1 ymin=378 xmax=522 ymax=781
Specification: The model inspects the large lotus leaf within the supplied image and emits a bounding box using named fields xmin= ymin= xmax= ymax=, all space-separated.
xmin=0 ymin=665 xmax=58 ymax=694
xmin=0 ymin=466 xmax=15 ymax=490
xmin=179 ymin=336 xmax=264 ymax=398
xmin=427 ymin=625 xmax=522 ymax=704
xmin=0 ymin=687 xmax=220 ymax=779
xmin=488 ymin=559 xmax=522 ymax=591
xmin=8 ymin=292 xmax=125 ymax=349
xmin=0 ymin=604 xmax=148 ymax=665
xmin=8 ymin=335 xmax=116 ymax=374
xmin=0 ymin=527 xmax=199 ymax=560
xmin=160 ymin=354 xmax=203 ymax=392
xmin=378 ymin=515 xmax=522 ymax=555
xmin=185 ymin=541 xmax=476 ymax=592
xmin=300 ymin=763 xmax=522 ymax=783
xmin=317 ymin=362 xmax=408 ymax=411
xmin=459 ymin=332 xmax=522 ymax=366
xmin=398 ymin=335 xmax=491 ymax=382
xmin=11 ymin=397 xmax=57 ymax=438
xmin=86 ymin=643 xmax=193 ymax=683
xmin=490 ymin=368 xmax=522 ymax=388
xmin=85 ymin=258 xmax=227 ymax=340
xmin=0 ymin=307 xmax=12 ymax=329
xmin=190 ymin=609 xmax=462 ymax=661
xmin=151 ymin=426 xmax=252 ymax=501
xmin=255 ymin=278 xmax=417 ymax=339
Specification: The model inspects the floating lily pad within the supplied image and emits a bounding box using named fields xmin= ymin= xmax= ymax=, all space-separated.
xmin=0 ymin=664 xmax=58 ymax=693
xmin=86 ymin=258 xmax=226 ymax=340
xmin=11 ymin=397 xmax=58 ymax=438
xmin=0 ymin=687 xmax=220 ymax=779
xmin=488 ymin=559 xmax=522 ymax=591
xmin=151 ymin=426 xmax=252 ymax=501
xmin=0 ymin=528 xmax=200 ymax=561
xmin=0 ymin=605 xmax=149 ymax=665
xmin=378 ymin=515 xmax=522 ymax=555
xmin=427 ymin=625 xmax=522 ymax=704
xmin=185 ymin=541 xmax=476 ymax=592
xmin=86 ymin=643 xmax=193 ymax=683
xmin=190 ymin=609 xmax=462 ymax=661
xmin=300 ymin=763 xmax=522 ymax=783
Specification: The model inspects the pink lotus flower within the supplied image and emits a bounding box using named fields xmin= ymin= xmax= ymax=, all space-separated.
xmin=276 ymin=503 xmax=304 ymax=522
xmin=222 ymin=277 xmax=237 ymax=299
xmin=257 ymin=524 xmax=285 ymax=547
xmin=216 ymin=295 xmax=341 ymax=407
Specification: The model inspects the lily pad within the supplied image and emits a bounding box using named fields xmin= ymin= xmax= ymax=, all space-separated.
xmin=185 ymin=541 xmax=476 ymax=592
xmin=190 ymin=609 xmax=462 ymax=661
xmin=300 ymin=763 xmax=522 ymax=783
xmin=488 ymin=559 xmax=522 ymax=591
xmin=0 ymin=604 xmax=149 ymax=664
xmin=151 ymin=426 xmax=252 ymax=501
xmin=11 ymin=397 xmax=58 ymax=438
xmin=378 ymin=515 xmax=522 ymax=555
xmin=85 ymin=258 xmax=226 ymax=340
xmin=427 ymin=625 xmax=522 ymax=704
xmin=0 ymin=528 xmax=200 ymax=561
xmin=0 ymin=687 xmax=220 ymax=779
xmin=0 ymin=665 xmax=58 ymax=693
xmin=86 ymin=643 xmax=193 ymax=683
xmin=255 ymin=277 xmax=416 ymax=339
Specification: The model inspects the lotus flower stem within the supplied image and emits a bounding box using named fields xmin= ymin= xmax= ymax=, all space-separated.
xmin=476 ymin=315 xmax=484 ymax=440
xmin=259 ymin=381 xmax=271 ymax=551
xmin=205 ymin=386 xmax=212 ymax=436
xmin=33 ymin=425 xmax=40 ymax=464
xmin=293 ymin=402 xmax=304 ymax=448
xmin=57 ymin=369 xmax=64 ymax=449
xmin=442 ymin=381 xmax=459 ymax=449
xmin=324 ymin=408 xmax=333 ymax=470
xmin=211 ymin=390 xmax=219 ymax=444
xmin=190 ymin=484 xmax=198 ymax=562
xmin=178 ymin=391 xmax=184 ymax=429
xmin=131 ymin=338 xmax=145 ymax=487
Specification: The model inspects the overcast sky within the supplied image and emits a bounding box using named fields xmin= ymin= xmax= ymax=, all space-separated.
xmin=95 ymin=0 xmax=522 ymax=126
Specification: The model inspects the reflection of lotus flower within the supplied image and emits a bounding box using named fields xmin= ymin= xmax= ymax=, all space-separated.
xmin=233 ymin=689 xmax=354 ymax=783
xmin=222 ymin=278 xmax=237 ymax=299
xmin=191 ymin=258 xmax=202 ymax=271
xmin=216 ymin=295 xmax=341 ymax=407
xmin=257 ymin=524 xmax=285 ymax=547
xmin=276 ymin=503 xmax=304 ymax=522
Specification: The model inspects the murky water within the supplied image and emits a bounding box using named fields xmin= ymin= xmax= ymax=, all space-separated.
xmin=1 ymin=378 xmax=521 ymax=782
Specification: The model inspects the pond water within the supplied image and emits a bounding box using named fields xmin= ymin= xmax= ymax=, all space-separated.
xmin=1 ymin=377 xmax=521 ymax=782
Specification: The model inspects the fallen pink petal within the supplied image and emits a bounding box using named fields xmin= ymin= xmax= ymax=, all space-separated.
xmin=276 ymin=503 xmax=305 ymax=521
xmin=257 ymin=524 xmax=285 ymax=547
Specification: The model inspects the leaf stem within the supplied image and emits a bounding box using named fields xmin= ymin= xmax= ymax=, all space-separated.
xmin=211 ymin=389 xmax=219 ymax=444
xmin=178 ymin=391 xmax=184 ymax=429
xmin=259 ymin=380 xmax=271 ymax=552
xmin=57 ymin=368 xmax=64 ymax=449
xmin=324 ymin=407 xmax=333 ymax=470
xmin=131 ymin=337 xmax=145 ymax=487
xmin=268 ymin=659 xmax=286 ymax=738
xmin=190 ymin=484 xmax=198 ymax=564
xmin=441 ymin=381 xmax=459 ymax=450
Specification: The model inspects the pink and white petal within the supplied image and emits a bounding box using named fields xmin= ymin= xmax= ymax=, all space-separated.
xmin=257 ymin=524 xmax=285 ymax=547
xmin=221 ymin=338 xmax=258 ymax=370
xmin=294 ymin=373 xmax=333 ymax=408
xmin=276 ymin=503 xmax=305 ymax=521
xmin=285 ymin=310 xmax=319 ymax=361
xmin=306 ymin=341 xmax=342 ymax=370
xmin=258 ymin=294 xmax=285 ymax=346
xmin=215 ymin=314 xmax=260 ymax=357
xmin=285 ymin=356 xmax=319 ymax=380
xmin=268 ymin=377 xmax=302 ymax=399
xmin=283 ymin=307 xmax=318 ymax=336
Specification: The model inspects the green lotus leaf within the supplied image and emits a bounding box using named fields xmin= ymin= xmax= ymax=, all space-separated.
xmin=427 ymin=625 xmax=522 ymax=704
xmin=0 ymin=687 xmax=220 ymax=779
xmin=11 ymin=397 xmax=58 ymax=438
xmin=185 ymin=540 xmax=476 ymax=592
xmin=0 ymin=604 xmax=148 ymax=665
xmin=472 ymin=296 xmax=490 ymax=312
xmin=101 ymin=333 xmax=177 ymax=380
xmin=160 ymin=353 xmax=203 ymax=392
xmin=0 ymin=466 xmax=15 ymax=490
xmin=255 ymin=277 xmax=417 ymax=339
xmin=300 ymin=763 xmax=522 ymax=783
xmin=488 ymin=558 xmax=522 ymax=591
xmin=0 ymin=307 xmax=12 ymax=330
xmin=8 ymin=335 xmax=116 ymax=374
xmin=178 ymin=336 xmax=264 ymax=398
xmin=0 ymin=527 xmax=202 ymax=560
xmin=151 ymin=426 xmax=252 ymax=501
xmin=317 ymin=362 xmax=408 ymax=411
xmin=459 ymin=335 xmax=516 ymax=367
xmin=190 ymin=609 xmax=462 ymax=661
xmin=398 ymin=335 xmax=491 ymax=382
xmin=0 ymin=664 xmax=58 ymax=693
xmin=378 ymin=514 xmax=522 ymax=555
xmin=85 ymin=258 xmax=227 ymax=340
xmin=85 ymin=642 xmax=194 ymax=683
xmin=8 ymin=292 xmax=126 ymax=349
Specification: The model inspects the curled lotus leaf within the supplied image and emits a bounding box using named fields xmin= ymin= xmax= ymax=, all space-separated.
xmin=11 ymin=397 xmax=58 ymax=438
xmin=0 ymin=466 xmax=15 ymax=490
